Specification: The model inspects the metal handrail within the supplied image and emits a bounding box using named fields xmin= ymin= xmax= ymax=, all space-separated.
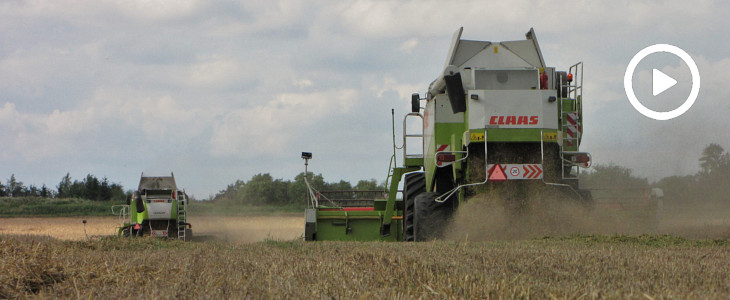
xmin=435 ymin=131 xmax=488 ymax=203
xmin=111 ymin=204 xmax=129 ymax=232
xmin=557 ymin=62 xmax=585 ymax=181
xmin=540 ymin=130 xmax=584 ymax=200
xmin=402 ymin=112 xmax=424 ymax=160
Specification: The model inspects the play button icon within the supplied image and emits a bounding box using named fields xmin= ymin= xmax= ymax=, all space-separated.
xmin=652 ymin=69 xmax=677 ymax=96
xmin=624 ymin=44 xmax=701 ymax=120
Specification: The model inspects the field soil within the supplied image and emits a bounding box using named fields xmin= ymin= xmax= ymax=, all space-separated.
xmin=1 ymin=234 xmax=729 ymax=298
xmin=2 ymin=207 xmax=730 ymax=298
xmin=0 ymin=215 xmax=304 ymax=242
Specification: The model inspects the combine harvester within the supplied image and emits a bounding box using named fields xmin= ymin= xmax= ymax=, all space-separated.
xmin=304 ymin=27 xmax=591 ymax=241
xmin=113 ymin=173 xmax=192 ymax=241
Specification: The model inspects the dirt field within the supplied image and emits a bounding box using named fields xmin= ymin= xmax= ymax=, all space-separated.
xmin=2 ymin=233 xmax=729 ymax=298
xmin=2 ymin=211 xmax=730 ymax=298
xmin=0 ymin=215 xmax=304 ymax=242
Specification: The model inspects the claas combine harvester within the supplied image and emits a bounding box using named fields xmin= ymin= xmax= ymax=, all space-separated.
xmin=304 ymin=27 xmax=591 ymax=241
xmin=113 ymin=173 xmax=192 ymax=241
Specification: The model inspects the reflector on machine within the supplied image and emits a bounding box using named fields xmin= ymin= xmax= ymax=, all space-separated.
xmin=488 ymin=164 xmax=507 ymax=182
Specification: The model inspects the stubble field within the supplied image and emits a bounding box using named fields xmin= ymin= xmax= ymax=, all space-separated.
xmin=0 ymin=215 xmax=304 ymax=242
xmin=2 ymin=208 xmax=730 ymax=298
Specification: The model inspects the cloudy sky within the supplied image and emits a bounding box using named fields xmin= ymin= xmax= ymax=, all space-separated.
xmin=2 ymin=0 xmax=729 ymax=198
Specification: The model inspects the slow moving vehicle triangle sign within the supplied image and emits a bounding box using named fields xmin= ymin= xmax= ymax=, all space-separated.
xmin=488 ymin=164 xmax=507 ymax=182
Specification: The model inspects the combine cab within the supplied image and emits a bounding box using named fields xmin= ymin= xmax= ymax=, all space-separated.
xmin=305 ymin=27 xmax=591 ymax=241
xmin=114 ymin=173 xmax=192 ymax=241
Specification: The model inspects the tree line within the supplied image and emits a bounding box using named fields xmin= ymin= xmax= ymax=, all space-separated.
xmin=213 ymin=172 xmax=384 ymax=207
xmin=652 ymin=143 xmax=730 ymax=205
xmin=580 ymin=143 xmax=730 ymax=205
xmin=5 ymin=142 xmax=727 ymax=206
xmin=0 ymin=173 xmax=127 ymax=202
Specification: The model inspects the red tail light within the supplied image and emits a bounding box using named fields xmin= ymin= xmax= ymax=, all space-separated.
xmin=436 ymin=153 xmax=456 ymax=163
xmin=573 ymin=154 xmax=590 ymax=163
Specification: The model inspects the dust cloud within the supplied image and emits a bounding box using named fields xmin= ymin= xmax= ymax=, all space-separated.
xmin=444 ymin=184 xmax=730 ymax=241
xmin=190 ymin=215 xmax=304 ymax=243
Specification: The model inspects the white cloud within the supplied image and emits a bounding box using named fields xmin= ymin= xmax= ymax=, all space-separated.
xmin=1 ymin=0 xmax=730 ymax=197
xmin=210 ymin=89 xmax=358 ymax=156
xmin=0 ymin=102 xmax=93 ymax=161
xmin=185 ymin=55 xmax=247 ymax=89
xmin=399 ymin=38 xmax=418 ymax=54
xmin=294 ymin=79 xmax=314 ymax=89
xmin=369 ymin=75 xmax=421 ymax=100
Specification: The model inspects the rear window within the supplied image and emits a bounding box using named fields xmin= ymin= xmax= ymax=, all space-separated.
xmin=474 ymin=69 xmax=538 ymax=90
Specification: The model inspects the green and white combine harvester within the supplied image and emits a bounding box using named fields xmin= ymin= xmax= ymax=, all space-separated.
xmin=113 ymin=173 xmax=192 ymax=241
xmin=304 ymin=27 xmax=592 ymax=241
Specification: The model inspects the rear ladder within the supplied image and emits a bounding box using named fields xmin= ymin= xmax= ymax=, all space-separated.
xmin=177 ymin=190 xmax=187 ymax=240
xmin=560 ymin=62 xmax=585 ymax=181
xmin=385 ymin=111 xmax=423 ymax=193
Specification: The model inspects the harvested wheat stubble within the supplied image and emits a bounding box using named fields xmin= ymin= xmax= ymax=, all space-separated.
xmin=0 ymin=215 xmax=304 ymax=242
xmin=1 ymin=234 xmax=729 ymax=298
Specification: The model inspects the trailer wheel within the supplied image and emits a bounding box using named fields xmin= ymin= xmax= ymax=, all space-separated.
xmin=403 ymin=172 xmax=426 ymax=241
xmin=122 ymin=227 xmax=130 ymax=237
xmin=414 ymin=192 xmax=454 ymax=241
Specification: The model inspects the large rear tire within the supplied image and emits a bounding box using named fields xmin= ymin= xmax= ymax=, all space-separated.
xmin=414 ymin=192 xmax=454 ymax=241
xmin=403 ymin=172 xmax=425 ymax=241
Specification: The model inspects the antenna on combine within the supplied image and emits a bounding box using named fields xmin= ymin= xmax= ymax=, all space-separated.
xmin=301 ymin=152 xmax=316 ymax=207
xmin=301 ymin=152 xmax=312 ymax=167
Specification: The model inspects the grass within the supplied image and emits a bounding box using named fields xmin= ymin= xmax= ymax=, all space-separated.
xmin=0 ymin=197 xmax=124 ymax=217
xmin=0 ymin=197 xmax=305 ymax=219
xmin=1 ymin=234 xmax=729 ymax=298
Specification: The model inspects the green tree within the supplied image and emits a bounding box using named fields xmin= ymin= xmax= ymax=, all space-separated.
xmin=242 ymin=173 xmax=278 ymax=205
xmin=57 ymin=173 xmax=73 ymax=198
xmin=27 ymin=184 xmax=39 ymax=197
xmin=289 ymin=172 xmax=325 ymax=206
xmin=699 ymin=143 xmax=729 ymax=175
xmin=109 ymin=183 xmax=127 ymax=202
xmin=6 ymin=174 xmax=24 ymax=197
xmin=579 ymin=164 xmax=648 ymax=189
xmin=326 ymin=180 xmax=353 ymax=191
xmin=214 ymin=180 xmax=245 ymax=203
xmin=40 ymin=184 xmax=52 ymax=198
xmin=354 ymin=179 xmax=383 ymax=191
xmin=83 ymin=174 xmax=101 ymax=200
xmin=695 ymin=143 xmax=730 ymax=204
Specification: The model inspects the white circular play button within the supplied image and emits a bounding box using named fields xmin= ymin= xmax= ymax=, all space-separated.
xmin=652 ymin=69 xmax=677 ymax=96
xmin=624 ymin=44 xmax=701 ymax=121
